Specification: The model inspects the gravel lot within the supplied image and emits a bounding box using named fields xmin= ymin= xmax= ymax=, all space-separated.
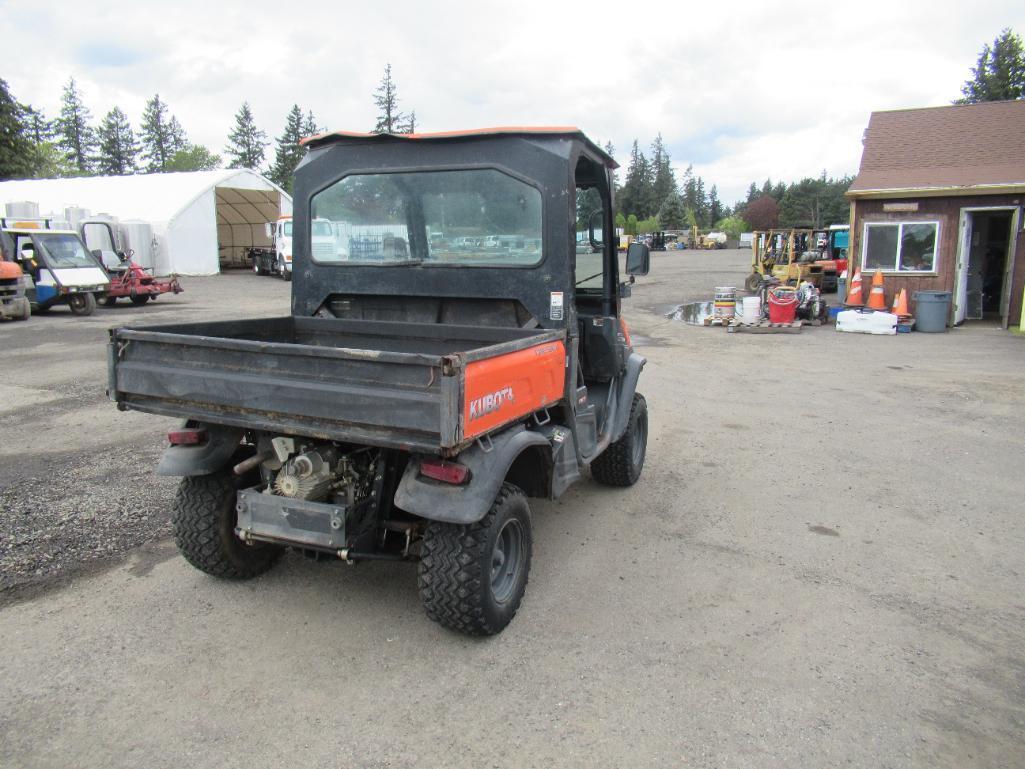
xmin=1 ymin=250 xmax=1024 ymax=768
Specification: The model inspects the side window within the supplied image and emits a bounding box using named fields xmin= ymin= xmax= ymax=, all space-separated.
xmin=575 ymin=186 xmax=605 ymax=291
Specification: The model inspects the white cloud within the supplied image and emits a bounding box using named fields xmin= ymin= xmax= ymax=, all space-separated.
xmin=3 ymin=0 xmax=1022 ymax=200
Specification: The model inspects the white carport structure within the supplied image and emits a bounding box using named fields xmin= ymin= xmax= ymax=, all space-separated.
xmin=0 ymin=170 xmax=291 ymax=275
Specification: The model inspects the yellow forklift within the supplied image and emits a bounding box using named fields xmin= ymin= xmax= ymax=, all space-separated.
xmin=745 ymin=229 xmax=836 ymax=292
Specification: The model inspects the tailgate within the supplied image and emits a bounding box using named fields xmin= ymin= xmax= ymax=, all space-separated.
xmin=108 ymin=317 xmax=565 ymax=453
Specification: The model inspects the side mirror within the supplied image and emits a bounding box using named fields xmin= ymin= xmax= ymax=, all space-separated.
xmin=626 ymin=242 xmax=650 ymax=276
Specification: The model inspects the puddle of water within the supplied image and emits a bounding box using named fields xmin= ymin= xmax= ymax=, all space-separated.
xmin=666 ymin=301 xmax=714 ymax=325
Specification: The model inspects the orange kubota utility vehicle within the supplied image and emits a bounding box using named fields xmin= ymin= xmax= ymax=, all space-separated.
xmin=107 ymin=128 xmax=651 ymax=635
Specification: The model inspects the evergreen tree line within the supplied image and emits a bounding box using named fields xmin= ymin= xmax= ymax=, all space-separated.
xmin=611 ymin=135 xmax=853 ymax=237
xmin=0 ymin=64 xmax=418 ymax=194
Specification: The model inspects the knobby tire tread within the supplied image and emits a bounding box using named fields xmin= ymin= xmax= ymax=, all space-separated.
xmin=418 ymin=483 xmax=529 ymax=636
xmin=172 ymin=472 xmax=280 ymax=580
xmin=590 ymin=393 xmax=647 ymax=487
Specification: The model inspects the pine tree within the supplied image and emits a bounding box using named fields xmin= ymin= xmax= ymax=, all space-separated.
xmin=95 ymin=107 xmax=138 ymax=175
xmin=20 ymin=104 xmax=51 ymax=145
xmin=745 ymin=182 xmax=759 ymax=204
xmin=650 ymin=134 xmax=677 ymax=215
xmin=373 ymin=63 xmax=406 ymax=133
xmin=398 ymin=110 xmax=417 ymax=134
xmin=620 ymin=140 xmax=656 ymax=217
xmin=224 ymin=102 xmax=267 ymax=170
xmin=270 ymin=104 xmax=305 ymax=192
xmin=0 ymin=79 xmax=35 ymax=180
xmin=708 ymin=185 xmax=723 ymax=226
xmin=167 ymin=116 xmax=188 ymax=155
xmin=140 ymin=94 xmax=175 ymax=172
xmin=56 ymin=77 xmax=95 ymax=174
xmin=657 ymin=192 xmax=686 ymax=230
xmin=958 ymin=28 xmax=1025 ymax=103
xmin=302 ymin=109 xmax=320 ymax=139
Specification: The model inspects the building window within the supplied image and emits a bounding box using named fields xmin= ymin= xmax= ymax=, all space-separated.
xmin=863 ymin=221 xmax=938 ymax=272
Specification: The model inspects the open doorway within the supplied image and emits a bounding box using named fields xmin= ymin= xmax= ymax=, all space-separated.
xmin=215 ymin=187 xmax=282 ymax=269
xmin=955 ymin=207 xmax=1019 ymax=327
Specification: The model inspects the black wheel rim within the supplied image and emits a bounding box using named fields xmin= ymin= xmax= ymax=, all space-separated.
xmin=490 ymin=519 xmax=523 ymax=603
xmin=631 ymin=409 xmax=647 ymax=469
xmin=69 ymin=295 xmax=84 ymax=310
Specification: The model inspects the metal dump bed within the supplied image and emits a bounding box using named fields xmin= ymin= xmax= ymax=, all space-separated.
xmin=108 ymin=316 xmax=565 ymax=454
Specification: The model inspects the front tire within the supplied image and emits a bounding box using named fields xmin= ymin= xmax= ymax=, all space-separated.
xmin=279 ymin=261 xmax=292 ymax=282
xmin=745 ymin=273 xmax=762 ymax=292
xmin=591 ymin=393 xmax=648 ymax=487
xmin=419 ymin=483 xmax=532 ymax=636
xmin=171 ymin=470 xmax=282 ymax=579
xmin=67 ymin=293 xmax=96 ymax=316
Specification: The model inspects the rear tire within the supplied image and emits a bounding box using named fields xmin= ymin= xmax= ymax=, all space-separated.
xmin=591 ymin=393 xmax=648 ymax=487
xmin=745 ymin=273 xmax=762 ymax=292
xmin=68 ymin=293 xmax=96 ymax=316
xmin=101 ymin=295 xmax=118 ymax=307
xmin=419 ymin=483 xmax=532 ymax=636
xmin=15 ymin=298 xmax=30 ymax=320
xmin=171 ymin=470 xmax=282 ymax=579
xmin=130 ymin=294 xmax=149 ymax=306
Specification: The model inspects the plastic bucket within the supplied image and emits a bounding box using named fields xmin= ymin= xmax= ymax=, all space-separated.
xmin=767 ymin=286 xmax=797 ymax=323
xmin=740 ymin=295 xmax=761 ymax=323
xmin=713 ymin=286 xmax=737 ymax=318
xmin=913 ymin=291 xmax=952 ymax=333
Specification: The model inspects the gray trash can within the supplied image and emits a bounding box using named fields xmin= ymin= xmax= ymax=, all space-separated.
xmin=913 ymin=291 xmax=952 ymax=332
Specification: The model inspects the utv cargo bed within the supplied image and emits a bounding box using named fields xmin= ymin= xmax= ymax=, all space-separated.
xmin=108 ymin=316 xmax=566 ymax=454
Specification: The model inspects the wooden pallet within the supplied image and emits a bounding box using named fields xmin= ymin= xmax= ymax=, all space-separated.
xmin=702 ymin=315 xmax=734 ymax=326
xmin=727 ymin=319 xmax=804 ymax=334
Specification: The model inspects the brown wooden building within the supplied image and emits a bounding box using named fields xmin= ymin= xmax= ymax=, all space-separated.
xmin=846 ymin=100 xmax=1025 ymax=329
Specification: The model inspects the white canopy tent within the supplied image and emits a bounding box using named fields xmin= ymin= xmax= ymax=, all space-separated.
xmin=0 ymin=170 xmax=292 ymax=275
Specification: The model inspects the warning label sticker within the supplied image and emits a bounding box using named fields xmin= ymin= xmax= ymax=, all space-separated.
xmin=550 ymin=291 xmax=564 ymax=320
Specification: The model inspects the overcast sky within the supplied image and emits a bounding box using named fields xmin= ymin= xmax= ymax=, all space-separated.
xmin=3 ymin=0 xmax=1022 ymax=203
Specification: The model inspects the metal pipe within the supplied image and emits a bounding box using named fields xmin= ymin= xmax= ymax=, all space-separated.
xmin=233 ymin=451 xmax=272 ymax=476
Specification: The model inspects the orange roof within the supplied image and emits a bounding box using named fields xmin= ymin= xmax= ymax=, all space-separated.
xmin=301 ymin=126 xmax=617 ymax=167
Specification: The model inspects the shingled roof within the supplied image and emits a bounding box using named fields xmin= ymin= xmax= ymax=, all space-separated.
xmin=848 ymin=100 xmax=1025 ymax=197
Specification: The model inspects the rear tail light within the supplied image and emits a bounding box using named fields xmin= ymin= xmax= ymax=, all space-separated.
xmin=419 ymin=459 xmax=471 ymax=485
xmin=168 ymin=428 xmax=207 ymax=446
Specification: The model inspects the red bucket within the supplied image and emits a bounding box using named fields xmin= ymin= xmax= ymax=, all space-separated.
xmin=767 ymin=286 xmax=797 ymax=323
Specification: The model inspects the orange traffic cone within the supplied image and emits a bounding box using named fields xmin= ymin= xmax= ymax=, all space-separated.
xmin=866 ymin=270 xmax=887 ymax=311
xmin=891 ymin=288 xmax=911 ymax=319
xmin=845 ymin=270 xmax=864 ymax=307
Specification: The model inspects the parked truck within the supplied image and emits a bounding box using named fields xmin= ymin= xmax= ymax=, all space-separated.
xmin=250 ymin=216 xmax=338 ymax=280
xmin=107 ymin=128 xmax=651 ymax=635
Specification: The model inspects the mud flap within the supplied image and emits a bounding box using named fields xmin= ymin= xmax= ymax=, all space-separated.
xmin=394 ymin=426 xmax=551 ymax=524
xmin=156 ymin=422 xmax=244 ymax=476
xmin=609 ymin=352 xmax=646 ymax=443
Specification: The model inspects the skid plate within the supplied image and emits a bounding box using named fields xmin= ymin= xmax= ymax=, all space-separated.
xmin=236 ymin=488 xmax=347 ymax=550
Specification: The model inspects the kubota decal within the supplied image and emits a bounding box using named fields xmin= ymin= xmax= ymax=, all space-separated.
xmin=469 ymin=386 xmax=515 ymax=420
xmin=462 ymin=339 xmax=566 ymax=440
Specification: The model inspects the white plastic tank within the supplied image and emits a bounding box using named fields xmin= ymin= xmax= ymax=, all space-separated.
xmin=64 ymin=206 xmax=92 ymax=230
xmin=5 ymin=201 xmax=39 ymax=219
xmin=121 ymin=220 xmax=155 ymax=270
